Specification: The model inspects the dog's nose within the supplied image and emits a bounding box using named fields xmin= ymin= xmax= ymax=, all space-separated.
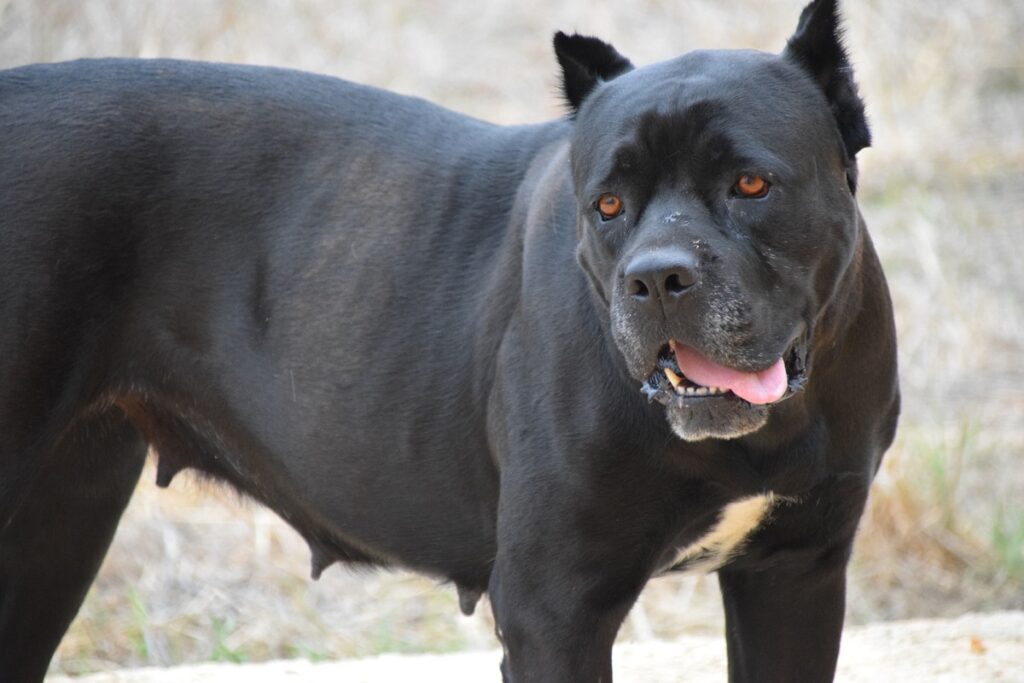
xmin=623 ymin=248 xmax=699 ymax=302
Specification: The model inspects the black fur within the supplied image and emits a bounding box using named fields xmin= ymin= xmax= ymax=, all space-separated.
xmin=0 ymin=2 xmax=897 ymax=681
xmin=553 ymin=31 xmax=634 ymax=112
xmin=783 ymin=0 xmax=871 ymax=190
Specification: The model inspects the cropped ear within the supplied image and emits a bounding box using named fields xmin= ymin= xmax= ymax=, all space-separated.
xmin=553 ymin=32 xmax=634 ymax=114
xmin=784 ymin=0 xmax=870 ymax=187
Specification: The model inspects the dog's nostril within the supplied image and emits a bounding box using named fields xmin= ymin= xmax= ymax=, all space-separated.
xmin=628 ymin=279 xmax=650 ymax=298
xmin=664 ymin=264 xmax=698 ymax=295
xmin=664 ymin=273 xmax=688 ymax=294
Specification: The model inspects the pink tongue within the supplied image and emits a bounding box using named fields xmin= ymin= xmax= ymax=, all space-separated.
xmin=673 ymin=343 xmax=788 ymax=405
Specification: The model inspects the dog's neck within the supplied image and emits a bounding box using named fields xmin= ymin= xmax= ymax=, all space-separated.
xmin=809 ymin=210 xmax=871 ymax=371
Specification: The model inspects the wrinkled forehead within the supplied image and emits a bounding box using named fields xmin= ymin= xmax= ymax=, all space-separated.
xmin=570 ymin=49 xmax=840 ymax=180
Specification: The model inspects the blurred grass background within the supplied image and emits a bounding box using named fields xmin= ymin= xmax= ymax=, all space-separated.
xmin=0 ymin=0 xmax=1020 ymax=676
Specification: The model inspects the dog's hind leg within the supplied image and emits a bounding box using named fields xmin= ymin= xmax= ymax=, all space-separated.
xmin=0 ymin=411 xmax=146 ymax=682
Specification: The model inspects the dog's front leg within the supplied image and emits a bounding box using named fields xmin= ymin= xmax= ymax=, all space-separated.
xmin=488 ymin=548 xmax=635 ymax=683
xmin=717 ymin=546 xmax=851 ymax=683
xmin=487 ymin=469 xmax=651 ymax=683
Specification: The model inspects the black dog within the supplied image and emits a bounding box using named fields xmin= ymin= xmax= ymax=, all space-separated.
xmin=0 ymin=0 xmax=898 ymax=680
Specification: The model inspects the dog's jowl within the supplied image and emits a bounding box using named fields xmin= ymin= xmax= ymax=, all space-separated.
xmin=0 ymin=0 xmax=898 ymax=680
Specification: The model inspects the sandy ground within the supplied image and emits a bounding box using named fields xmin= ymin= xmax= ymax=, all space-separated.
xmin=46 ymin=611 xmax=1024 ymax=682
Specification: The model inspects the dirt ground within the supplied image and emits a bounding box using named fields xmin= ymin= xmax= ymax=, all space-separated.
xmin=46 ymin=612 xmax=1024 ymax=682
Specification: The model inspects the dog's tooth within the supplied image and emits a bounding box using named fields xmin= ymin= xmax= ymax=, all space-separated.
xmin=668 ymin=339 xmax=678 ymax=352
xmin=693 ymin=387 xmax=709 ymax=395
xmin=664 ymin=367 xmax=683 ymax=389
xmin=683 ymin=386 xmax=697 ymax=395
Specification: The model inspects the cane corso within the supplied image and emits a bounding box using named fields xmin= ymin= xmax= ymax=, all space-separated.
xmin=0 ymin=0 xmax=899 ymax=680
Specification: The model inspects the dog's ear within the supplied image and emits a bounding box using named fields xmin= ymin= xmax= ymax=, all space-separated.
xmin=553 ymin=32 xmax=634 ymax=114
xmin=784 ymin=0 xmax=870 ymax=184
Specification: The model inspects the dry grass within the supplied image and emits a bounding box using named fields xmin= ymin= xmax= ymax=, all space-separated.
xmin=0 ymin=0 xmax=1020 ymax=676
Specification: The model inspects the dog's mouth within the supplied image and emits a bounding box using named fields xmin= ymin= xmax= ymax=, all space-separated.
xmin=641 ymin=337 xmax=809 ymax=408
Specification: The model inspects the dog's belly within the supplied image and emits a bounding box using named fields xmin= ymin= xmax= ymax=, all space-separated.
xmin=665 ymin=493 xmax=779 ymax=574
xmin=111 ymin=378 xmax=500 ymax=581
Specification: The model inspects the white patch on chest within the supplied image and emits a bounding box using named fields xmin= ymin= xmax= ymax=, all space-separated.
xmin=669 ymin=493 xmax=779 ymax=574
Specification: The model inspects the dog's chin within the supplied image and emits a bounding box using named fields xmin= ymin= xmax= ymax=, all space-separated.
xmin=631 ymin=336 xmax=810 ymax=442
xmin=664 ymin=396 xmax=769 ymax=442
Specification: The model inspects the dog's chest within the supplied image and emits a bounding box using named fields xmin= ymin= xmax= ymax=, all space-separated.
xmin=666 ymin=493 xmax=780 ymax=575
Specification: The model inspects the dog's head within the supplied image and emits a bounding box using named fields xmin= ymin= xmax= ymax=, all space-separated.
xmin=557 ymin=0 xmax=869 ymax=441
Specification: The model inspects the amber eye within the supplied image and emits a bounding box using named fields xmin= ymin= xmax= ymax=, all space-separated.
xmin=596 ymin=193 xmax=624 ymax=220
xmin=735 ymin=174 xmax=769 ymax=198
